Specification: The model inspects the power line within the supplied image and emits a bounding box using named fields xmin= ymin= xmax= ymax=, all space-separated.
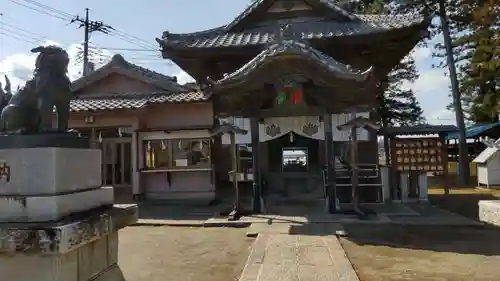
xmin=10 ymin=0 xmax=158 ymax=50
xmin=92 ymin=46 xmax=159 ymax=52
xmin=0 ymin=30 xmax=38 ymax=45
xmin=6 ymin=0 xmax=72 ymax=21
xmin=0 ymin=24 xmax=45 ymax=44
xmin=0 ymin=12 xmax=3 ymax=59
xmin=0 ymin=21 xmax=47 ymax=42
xmin=70 ymin=8 xmax=114 ymax=76
xmin=21 ymin=0 xmax=74 ymax=19
xmin=0 ymin=16 xmax=158 ymax=54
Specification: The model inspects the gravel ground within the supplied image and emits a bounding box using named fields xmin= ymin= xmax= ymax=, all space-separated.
xmin=118 ymin=226 xmax=252 ymax=281
xmin=340 ymin=224 xmax=500 ymax=281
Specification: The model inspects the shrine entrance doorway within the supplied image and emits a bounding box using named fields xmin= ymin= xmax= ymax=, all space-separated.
xmin=261 ymin=118 xmax=325 ymax=205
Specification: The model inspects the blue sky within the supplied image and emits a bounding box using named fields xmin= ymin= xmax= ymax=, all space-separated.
xmin=0 ymin=0 xmax=455 ymax=124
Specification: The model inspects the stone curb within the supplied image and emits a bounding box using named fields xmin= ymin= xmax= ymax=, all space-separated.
xmin=131 ymin=219 xmax=251 ymax=228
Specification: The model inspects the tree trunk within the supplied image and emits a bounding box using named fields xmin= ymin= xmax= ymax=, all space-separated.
xmin=438 ymin=0 xmax=470 ymax=186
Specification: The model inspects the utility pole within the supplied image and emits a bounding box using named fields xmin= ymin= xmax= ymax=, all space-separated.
xmin=83 ymin=8 xmax=89 ymax=77
xmin=70 ymin=9 xmax=113 ymax=76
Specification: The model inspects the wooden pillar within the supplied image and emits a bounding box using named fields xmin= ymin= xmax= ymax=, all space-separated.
xmin=350 ymin=112 xmax=360 ymax=206
xmin=132 ymin=120 xmax=141 ymax=199
xmin=230 ymin=132 xmax=239 ymax=210
xmin=389 ymin=136 xmax=399 ymax=200
xmin=323 ymin=114 xmax=337 ymax=213
xmin=440 ymin=133 xmax=450 ymax=195
xmin=90 ymin=128 xmax=97 ymax=149
xmin=250 ymin=117 xmax=263 ymax=213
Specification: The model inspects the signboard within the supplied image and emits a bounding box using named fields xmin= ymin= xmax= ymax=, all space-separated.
xmin=391 ymin=137 xmax=446 ymax=172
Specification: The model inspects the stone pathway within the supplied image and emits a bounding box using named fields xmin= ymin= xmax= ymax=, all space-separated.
xmin=239 ymin=232 xmax=359 ymax=281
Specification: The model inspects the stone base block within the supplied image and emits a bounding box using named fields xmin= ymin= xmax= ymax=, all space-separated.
xmin=0 ymin=147 xmax=101 ymax=196
xmin=479 ymin=200 xmax=500 ymax=226
xmin=0 ymin=233 xmax=119 ymax=281
xmin=0 ymin=205 xmax=137 ymax=281
xmin=0 ymin=186 xmax=114 ymax=222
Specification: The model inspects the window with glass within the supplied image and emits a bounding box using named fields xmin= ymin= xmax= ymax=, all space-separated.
xmin=143 ymin=138 xmax=211 ymax=170
xmin=238 ymin=145 xmax=253 ymax=173
xmin=144 ymin=139 xmax=171 ymax=169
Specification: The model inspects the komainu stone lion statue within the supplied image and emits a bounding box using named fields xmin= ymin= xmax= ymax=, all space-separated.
xmin=1 ymin=45 xmax=72 ymax=134
xmin=0 ymin=75 xmax=12 ymax=131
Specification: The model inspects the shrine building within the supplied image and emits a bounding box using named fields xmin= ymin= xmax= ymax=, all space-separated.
xmin=155 ymin=0 xmax=430 ymax=212
xmin=66 ymin=0 xmax=430 ymax=213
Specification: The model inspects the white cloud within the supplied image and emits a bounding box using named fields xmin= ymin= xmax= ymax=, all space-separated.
xmin=407 ymin=68 xmax=450 ymax=96
xmin=0 ymin=40 xmax=111 ymax=90
xmin=173 ymin=69 xmax=195 ymax=85
xmin=427 ymin=109 xmax=456 ymax=125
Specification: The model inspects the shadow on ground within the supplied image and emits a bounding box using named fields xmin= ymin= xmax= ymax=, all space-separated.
xmin=342 ymin=223 xmax=500 ymax=256
xmin=429 ymin=193 xmax=498 ymax=220
xmin=113 ymin=187 xmax=229 ymax=222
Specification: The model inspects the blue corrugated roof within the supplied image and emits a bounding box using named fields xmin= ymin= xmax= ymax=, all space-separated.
xmin=446 ymin=122 xmax=500 ymax=140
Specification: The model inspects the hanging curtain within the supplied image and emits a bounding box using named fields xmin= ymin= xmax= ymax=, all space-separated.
xmin=259 ymin=116 xmax=325 ymax=142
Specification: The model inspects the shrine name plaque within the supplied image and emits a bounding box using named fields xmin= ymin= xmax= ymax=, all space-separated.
xmin=391 ymin=137 xmax=446 ymax=172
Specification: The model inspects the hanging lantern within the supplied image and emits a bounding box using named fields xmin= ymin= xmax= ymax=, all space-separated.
xmin=276 ymin=91 xmax=287 ymax=104
xmin=289 ymin=132 xmax=294 ymax=143
xmin=290 ymin=89 xmax=302 ymax=104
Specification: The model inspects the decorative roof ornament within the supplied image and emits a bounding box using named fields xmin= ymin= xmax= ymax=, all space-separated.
xmin=302 ymin=123 xmax=319 ymax=136
xmin=275 ymin=23 xmax=293 ymax=44
xmin=265 ymin=124 xmax=281 ymax=137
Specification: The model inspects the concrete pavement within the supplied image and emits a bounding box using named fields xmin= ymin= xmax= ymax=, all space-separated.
xmin=239 ymin=232 xmax=359 ymax=281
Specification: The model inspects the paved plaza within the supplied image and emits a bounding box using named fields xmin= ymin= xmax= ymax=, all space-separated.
xmin=115 ymin=202 xmax=500 ymax=281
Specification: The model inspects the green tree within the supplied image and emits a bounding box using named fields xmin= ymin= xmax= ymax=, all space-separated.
xmin=339 ymin=0 xmax=426 ymax=126
xmin=377 ymin=57 xmax=426 ymax=127
xmin=455 ymin=0 xmax=500 ymax=123
xmin=393 ymin=0 xmax=472 ymax=185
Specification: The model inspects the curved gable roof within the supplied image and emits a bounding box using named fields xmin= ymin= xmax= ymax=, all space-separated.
xmin=212 ymin=40 xmax=373 ymax=87
xmin=71 ymin=54 xmax=186 ymax=93
xmin=225 ymin=0 xmax=359 ymax=32
xmin=158 ymin=13 xmax=426 ymax=50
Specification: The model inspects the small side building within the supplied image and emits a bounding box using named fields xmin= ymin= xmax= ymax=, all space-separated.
xmin=68 ymin=54 xmax=215 ymax=202
xmin=473 ymin=139 xmax=500 ymax=188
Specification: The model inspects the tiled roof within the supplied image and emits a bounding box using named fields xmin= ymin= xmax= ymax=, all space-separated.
xmin=226 ymin=0 xmax=363 ymax=31
xmin=159 ymin=13 xmax=425 ymax=49
xmin=446 ymin=122 xmax=500 ymax=140
xmin=72 ymin=54 xmax=186 ymax=93
xmin=214 ymin=40 xmax=372 ymax=86
xmin=70 ymin=91 xmax=209 ymax=112
xmin=382 ymin=125 xmax=458 ymax=136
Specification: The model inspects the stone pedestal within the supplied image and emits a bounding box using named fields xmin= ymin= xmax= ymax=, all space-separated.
xmin=0 ymin=205 xmax=138 ymax=281
xmin=0 ymin=148 xmax=112 ymax=222
xmin=380 ymin=166 xmax=390 ymax=203
xmin=0 ymin=145 xmax=138 ymax=281
xmin=479 ymin=200 xmax=500 ymax=226
xmin=0 ymin=147 xmax=102 ymax=196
